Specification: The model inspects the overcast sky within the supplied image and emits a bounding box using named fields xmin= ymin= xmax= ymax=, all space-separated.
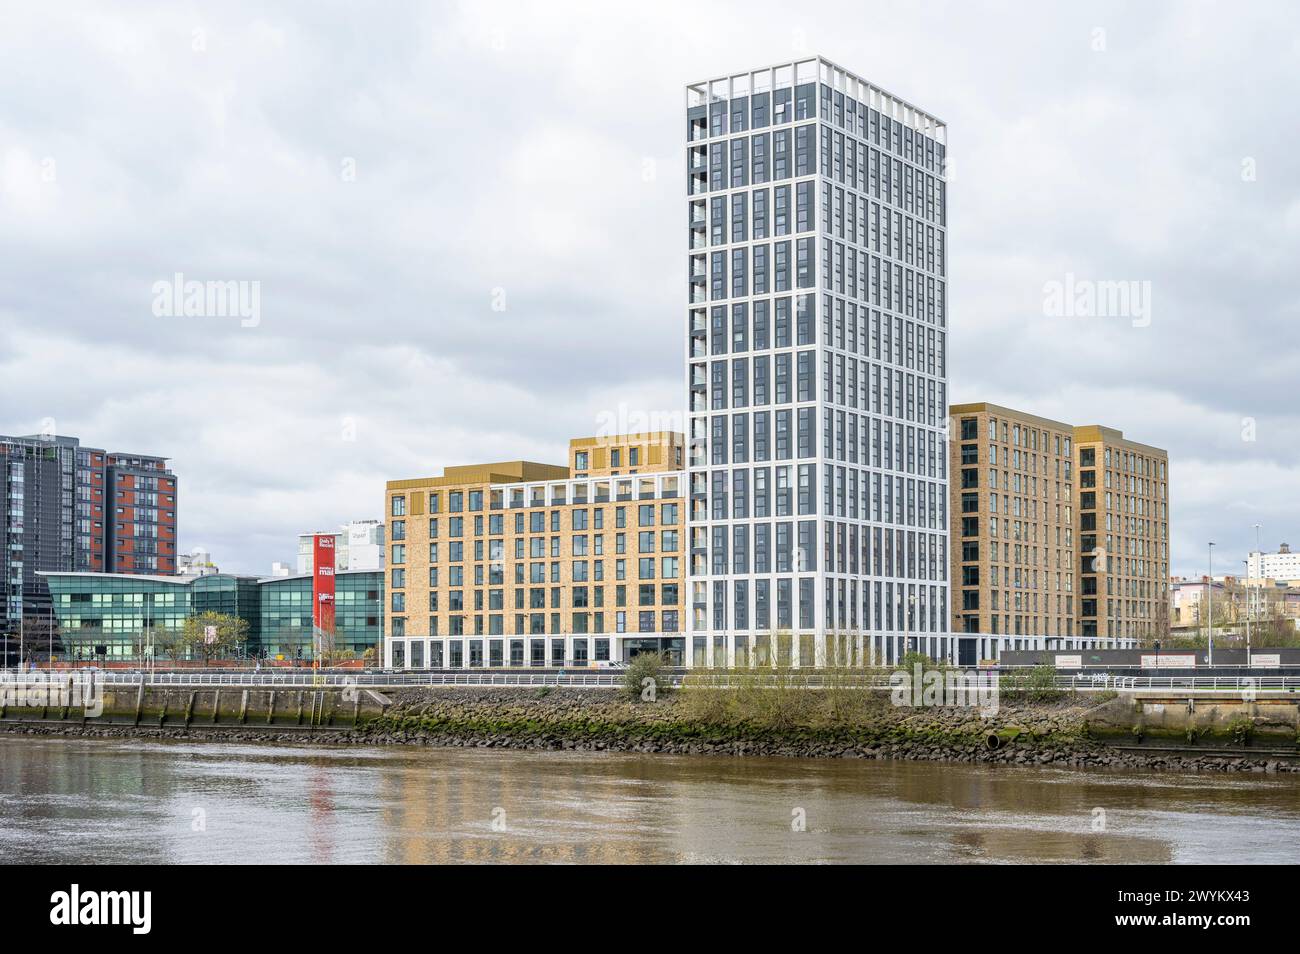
xmin=2 ymin=0 xmax=1297 ymax=578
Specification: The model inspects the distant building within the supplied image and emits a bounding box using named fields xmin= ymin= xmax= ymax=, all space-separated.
xmin=102 ymin=451 xmax=178 ymax=575
xmin=178 ymin=547 xmax=219 ymax=577
xmin=1 ymin=432 xmax=177 ymax=657
xmin=1170 ymin=576 xmax=1224 ymax=627
xmin=1246 ymin=543 xmax=1300 ymax=583
xmin=296 ymin=520 xmax=385 ymax=574
xmin=1171 ymin=574 xmax=1300 ymax=634
xmin=268 ymin=561 xmax=293 ymax=577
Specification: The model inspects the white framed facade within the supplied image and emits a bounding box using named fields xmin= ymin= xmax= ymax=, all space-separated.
xmin=685 ymin=56 xmax=954 ymax=668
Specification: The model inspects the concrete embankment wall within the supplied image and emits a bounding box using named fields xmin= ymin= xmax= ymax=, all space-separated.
xmin=0 ymin=685 xmax=387 ymax=729
xmin=3 ymin=685 xmax=1299 ymax=774
xmin=1084 ymin=692 xmax=1300 ymax=744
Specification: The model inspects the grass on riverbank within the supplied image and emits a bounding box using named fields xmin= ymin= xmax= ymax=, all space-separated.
xmin=676 ymin=667 xmax=895 ymax=732
xmin=359 ymin=658 xmax=1091 ymax=752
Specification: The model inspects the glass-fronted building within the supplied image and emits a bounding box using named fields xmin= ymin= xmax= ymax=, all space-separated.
xmin=41 ymin=570 xmax=382 ymax=661
xmin=259 ymin=571 xmax=383 ymax=660
xmin=1 ymin=433 xmax=179 ymax=659
xmin=192 ymin=574 xmax=261 ymax=633
xmin=43 ymin=572 xmax=196 ymax=660
xmin=685 ymin=57 xmax=951 ymax=667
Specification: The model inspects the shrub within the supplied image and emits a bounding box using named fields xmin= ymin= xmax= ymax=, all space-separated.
xmin=1000 ymin=664 xmax=1063 ymax=703
xmin=897 ymin=650 xmax=947 ymax=678
xmin=676 ymin=663 xmax=887 ymax=730
xmin=623 ymin=652 xmax=672 ymax=702
xmin=1226 ymin=717 xmax=1254 ymax=746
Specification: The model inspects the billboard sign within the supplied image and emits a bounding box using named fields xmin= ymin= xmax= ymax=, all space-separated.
xmin=1140 ymin=653 xmax=1196 ymax=668
xmin=312 ymin=533 xmax=336 ymax=656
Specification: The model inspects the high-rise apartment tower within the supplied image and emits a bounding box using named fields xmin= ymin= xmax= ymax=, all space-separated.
xmin=685 ymin=57 xmax=950 ymax=668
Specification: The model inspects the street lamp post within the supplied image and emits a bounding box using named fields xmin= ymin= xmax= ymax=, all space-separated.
xmin=1243 ymin=558 xmax=1251 ymax=670
xmin=1252 ymin=523 xmax=1262 ymax=668
xmin=1207 ymin=542 xmax=1215 ymax=667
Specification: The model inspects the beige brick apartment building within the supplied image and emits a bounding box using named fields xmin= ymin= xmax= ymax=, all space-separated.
xmin=383 ymin=433 xmax=686 ymax=668
xmin=950 ymin=403 xmax=1169 ymax=656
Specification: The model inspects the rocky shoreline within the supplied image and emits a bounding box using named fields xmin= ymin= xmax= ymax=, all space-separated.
xmin=2 ymin=686 xmax=1298 ymax=775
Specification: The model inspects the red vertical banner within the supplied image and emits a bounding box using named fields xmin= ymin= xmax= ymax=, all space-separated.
xmin=312 ymin=534 xmax=336 ymax=658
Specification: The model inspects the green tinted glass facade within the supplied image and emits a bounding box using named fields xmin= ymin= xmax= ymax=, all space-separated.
xmin=258 ymin=576 xmax=312 ymax=660
xmin=258 ymin=572 xmax=382 ymax=660
xmin=45 ymin=574 xmax=193 ymax=660
xmin=192 ymin=575 xmax=260 ymax=631
xmin=43 ymin=571 xmax=382 ymax=661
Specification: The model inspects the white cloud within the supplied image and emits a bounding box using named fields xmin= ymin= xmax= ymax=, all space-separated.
xmin=1 ymin=0 xmax=1298 ymax=576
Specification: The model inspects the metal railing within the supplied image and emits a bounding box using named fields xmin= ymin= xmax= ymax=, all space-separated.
xmin=4 ymin=670 xmax=1297 ymax=694
xmin=1058 ymin=673 xmax=1300 ymax=692
xmin=0 ymin=670 xmax=651 ymax=690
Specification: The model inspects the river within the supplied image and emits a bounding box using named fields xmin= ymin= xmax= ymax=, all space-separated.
xmin=0 ymin=736 xmax=1296 ymax=863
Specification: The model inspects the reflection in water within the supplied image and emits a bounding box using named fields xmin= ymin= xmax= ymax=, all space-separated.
xmin=0 ymin=736 xmax=1297 ymax=864
xmin=308 ymin=767 xmax=336 ymax=865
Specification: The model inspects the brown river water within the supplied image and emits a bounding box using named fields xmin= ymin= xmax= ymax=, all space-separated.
xmin=1 ymin=736 xmax=1297 ymax=864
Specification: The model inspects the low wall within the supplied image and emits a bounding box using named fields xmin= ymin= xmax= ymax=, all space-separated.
xmin=1085 ymin=692 xmax=1300 ymax=745
xmin=1003 ymin=647 xmax=1300 ymax=670
xmin=0 ymin=685 xmax=387 ymax=729
xmin=3 ymin=685 xmax=1299 ymax=773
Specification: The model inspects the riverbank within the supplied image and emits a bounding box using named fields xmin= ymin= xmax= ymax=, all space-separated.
xmin=3 ymin=686 xmax=1298 ymax=774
